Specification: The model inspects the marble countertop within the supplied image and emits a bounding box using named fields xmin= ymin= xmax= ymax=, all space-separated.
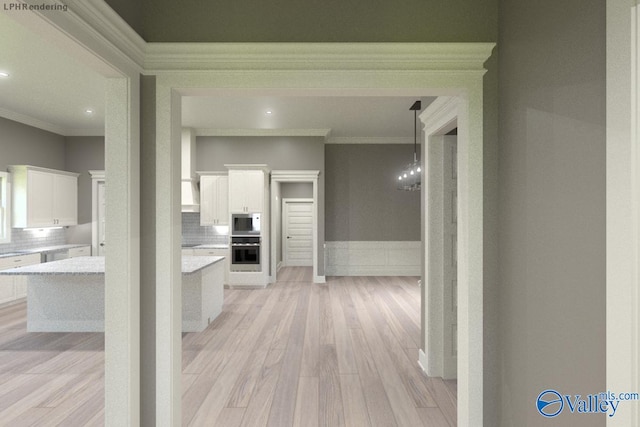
xmin=0 ymin=244 xmax=90 ymax=259
xmin=0 ymin=255 xmax=224 ymax=276
xmin=192 ymin=244 xmax=229 ymax=249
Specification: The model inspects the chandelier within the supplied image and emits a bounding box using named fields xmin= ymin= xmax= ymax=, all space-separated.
xmin=397 ymin=100 xmax=422 ymax=191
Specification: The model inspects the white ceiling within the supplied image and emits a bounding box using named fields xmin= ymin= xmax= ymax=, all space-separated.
xmin=182 ymin=96 xmax=433 ymax=140
xmin=0 ymin=12 xmax=106 ymax=136
xmin=0 ymin=12 xmax=432 ymax=139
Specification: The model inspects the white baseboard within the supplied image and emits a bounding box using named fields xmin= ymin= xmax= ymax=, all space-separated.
xmin=325 ymin=241 xmax=421 ymax=276
xmin=314 ymin=275 xmax=326 ymax=284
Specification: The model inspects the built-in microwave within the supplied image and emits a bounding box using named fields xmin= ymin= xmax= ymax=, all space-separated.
xmin=231 ymin=213 xmax=261 ymax=236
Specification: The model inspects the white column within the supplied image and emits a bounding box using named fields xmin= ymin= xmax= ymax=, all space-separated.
xmin=155 ymin=79 xmax=183 ymax=426
xmin=104 ymin=76 xmax=141 ymax=426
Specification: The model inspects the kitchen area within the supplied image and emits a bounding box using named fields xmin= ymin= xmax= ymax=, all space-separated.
xmin=0 ymin=152 xmax=233 ymax=333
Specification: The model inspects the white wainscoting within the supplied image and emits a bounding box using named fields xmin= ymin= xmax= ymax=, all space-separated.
xmin=325 ymin=241 xmax=421 ymax=276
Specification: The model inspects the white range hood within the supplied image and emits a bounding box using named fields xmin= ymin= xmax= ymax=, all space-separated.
xmin=181 ymin=128 xmax=200 ymax=212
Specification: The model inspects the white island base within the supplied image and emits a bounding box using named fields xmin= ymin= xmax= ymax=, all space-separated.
xmin=2 ymin=256 xmax=224 ymax=333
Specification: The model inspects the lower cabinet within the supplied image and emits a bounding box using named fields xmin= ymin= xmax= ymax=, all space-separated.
xmin=192 ymin=248 xmax=229 ymax=285
xmin=68 ymin=245 xmax=91 ymax=258
xmin=0 ymin=253 xmax=41 ymax=305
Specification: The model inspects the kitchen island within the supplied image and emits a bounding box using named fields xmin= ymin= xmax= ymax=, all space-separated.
xmin=0 ymin=256 xmax=224 ymax=333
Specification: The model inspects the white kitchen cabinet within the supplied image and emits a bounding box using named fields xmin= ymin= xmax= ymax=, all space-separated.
xmin=228 ymin=169 xmax=265 ymax=213
xmin=68 ymin=245 xmax=91 ymax=258
xmin=199 ymin=173 xmax=229 ymax=225
xmin=8 ymin=165 xmax=79 ymax=228
xmin=0 ymin=253 xmax=40 ymax=304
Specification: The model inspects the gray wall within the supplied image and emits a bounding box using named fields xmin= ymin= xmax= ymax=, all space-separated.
xmin=108 ymin=0 xmax=497 ymax=43
xmin=64 ymin=136 xmax=105 ymax=244
xmin=140 ymin=74 xmax=157 ymax=427
xmin=197 ymin=136 xmax=325 ymax=275
xmin=325 ymin=144 xmax=420 ymax=241
xmin=0 ymin=117 xmax=106 ymax=245
xmin=498 ymin=0 xmax=605 ymax=425
xmin=0 ymin=117 xmax=65 ymax=171
xmin=281 ymin=182 xmax=313 ymax=199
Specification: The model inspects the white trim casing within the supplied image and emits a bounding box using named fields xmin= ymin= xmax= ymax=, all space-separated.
xmin=607 ymin=1 xmax=640 ymax=426
xmin=421 ymin=95 xmax=483 ymax=424
xmin=325 ymin=241 xmax=421 ymax=276
xmin=89 ymin=170 xmax=105 ymax=257
xmin=270 ymin=170 xmax=321 ymax=283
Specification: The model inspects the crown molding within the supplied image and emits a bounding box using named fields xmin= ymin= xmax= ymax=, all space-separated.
xmin=326 ymin=136 xmax=414 ymax=144
xmin=63 ymin=0 xmax=146 ymax=71
xmin=144 ymin=42 xmax=496 ymax=73
xmin=64 ymin=128 xmax=106 ymax=137
xmin=0 ymin=107 xmax=66 ymax=136
xmin=195 ymin=128 xmax=331 ymax=137
xmin=0 ymin=107 xmax=106 ymax=137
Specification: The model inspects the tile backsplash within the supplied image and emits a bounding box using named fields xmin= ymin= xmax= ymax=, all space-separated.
xmin=0 ymin=227 xmax=66 ymax=253
xmin=182 ymin=213 xmax=229 ymax=246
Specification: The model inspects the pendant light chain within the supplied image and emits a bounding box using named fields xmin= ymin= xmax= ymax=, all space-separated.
xmin=397 ymin=100 xmax=422 ymax=191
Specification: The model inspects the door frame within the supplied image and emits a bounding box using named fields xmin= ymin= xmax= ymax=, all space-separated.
xmin=153 ymin=43 xmax=491 ymax=425
xmin=90 ymin=170 xmax=105 ymax=256
xmin=270 ymin=171 xmax=321 ymax=283
xmin=282 ymin=197 xmax=315 ymax=268
xmin=606 ymin=2 xmax=640 ymax=426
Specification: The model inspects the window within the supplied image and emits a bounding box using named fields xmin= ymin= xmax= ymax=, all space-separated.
xmin=0 ymin=171 xmax=10 ymax=243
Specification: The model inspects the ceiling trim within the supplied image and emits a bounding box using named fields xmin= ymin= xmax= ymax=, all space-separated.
xmin=144 ymin=42 xmax=496 ymax=73
xmin=0 ymin=108 xmax=105 ymax=137
xmin=64 ymin=0 xmax=146 ymax=71
xmin=194 ymin=128 xmax=331 ymax=137
xmin=326 ymin=136 xmax=414 ymax=144
xmin=0 ymin=107 xmax=66 ymax=136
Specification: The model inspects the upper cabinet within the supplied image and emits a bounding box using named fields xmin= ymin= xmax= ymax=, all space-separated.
xmin=8 ymin=165 xmax=79 ymax=228
xmin=227 ymin=168 xmax=266 ymax=213
xmin=199 ymin=173 xmax=229 ymax=225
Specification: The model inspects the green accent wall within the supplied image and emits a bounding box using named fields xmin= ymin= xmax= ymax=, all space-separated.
xmin=105 ymin=0 xmax=497 ymax=42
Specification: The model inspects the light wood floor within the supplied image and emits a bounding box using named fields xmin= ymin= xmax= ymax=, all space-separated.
xmin=183 ymin=268 xmax=456 ymax=427
xmin=0 ymin=268 xmax=456 ymax=426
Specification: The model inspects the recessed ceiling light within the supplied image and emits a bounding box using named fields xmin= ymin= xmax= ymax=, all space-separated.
xmin=0 ymin=72 xmax=9 ymax=78
xmin=265 ymin=110 xmax=273 ymax=115
xmin=84 ymin=108 xmax=94 ymax=115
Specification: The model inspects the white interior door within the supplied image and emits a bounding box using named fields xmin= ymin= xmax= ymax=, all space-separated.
xmin=98 ymin=181 xmax=106 ymax=256
xmin=283 ymin=199 xmax=313 ymax=267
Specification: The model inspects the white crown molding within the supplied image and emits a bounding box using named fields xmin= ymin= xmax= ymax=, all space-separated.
xmin=144 ymin=42 xmax=496 ymax=73
xmin=62 ymin=0 xmax=145 ymax=71
xmin=0 ymin=107 xmax=66 ymax=136
xmin=195 ymin=128 xmax=331 ymax=137
xmin=64 ymin=128 xmax=106 ymax=137
xmin=0 ymin=107 xmax=105 ymax=137
xmin=326 ymin=136 xmax=414 ymax=144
